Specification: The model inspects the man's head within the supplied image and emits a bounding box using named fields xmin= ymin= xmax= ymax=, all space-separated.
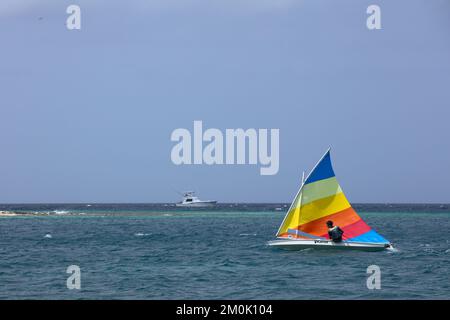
xmin=326 ymin=220 xmax=333 ymax=228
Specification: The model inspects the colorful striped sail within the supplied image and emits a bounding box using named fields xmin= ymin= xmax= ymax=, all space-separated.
xmin=276 ymin=149 xmax=389 ymax=244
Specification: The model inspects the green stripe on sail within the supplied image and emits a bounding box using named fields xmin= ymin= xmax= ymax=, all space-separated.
xmin=301 ymin=177 xmax=343 ymax=206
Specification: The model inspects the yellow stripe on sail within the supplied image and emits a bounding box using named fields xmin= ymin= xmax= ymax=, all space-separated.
xmin=298 ymin=192 xmax=351 ymax=225
xmin=301 ymin=177 xmax=342 ymax=206
xmin=277 ymin=191 xmax=352 ymax=236
xmin=276 ymin=192 xmax=303 ymax=236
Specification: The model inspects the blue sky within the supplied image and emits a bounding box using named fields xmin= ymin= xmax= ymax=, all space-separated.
xmin=1 ymin=0 xmax=449 ymax=203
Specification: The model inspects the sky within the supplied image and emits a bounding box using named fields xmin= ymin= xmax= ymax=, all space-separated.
xmin=0 ymin=0 xmax=449 ymax=203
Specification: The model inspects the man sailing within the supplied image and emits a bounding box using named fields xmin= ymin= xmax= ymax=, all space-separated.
xmin=326 ymin=220 xmax=344 ymax=243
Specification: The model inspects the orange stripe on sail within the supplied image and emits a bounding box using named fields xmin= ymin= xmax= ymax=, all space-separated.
xmin=296 ymin=207 xmax=361 ymax=237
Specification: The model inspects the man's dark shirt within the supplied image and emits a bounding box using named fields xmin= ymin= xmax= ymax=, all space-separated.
xmin=328 ymin=226 xmax=344 ymax=242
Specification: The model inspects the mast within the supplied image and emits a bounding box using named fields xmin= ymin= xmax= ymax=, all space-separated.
xmin=275 ymin=148 xmax=331 ymax=237
xmin=297 ymin=171 xmax=305 ymax=229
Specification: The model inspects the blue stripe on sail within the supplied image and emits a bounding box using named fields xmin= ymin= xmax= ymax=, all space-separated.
xmin=305 ymin=151 xmax=335 ymax=184
xmin=347 ymin=229 xmax=389 ymax=244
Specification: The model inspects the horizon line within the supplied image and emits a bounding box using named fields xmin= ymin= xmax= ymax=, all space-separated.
xmin=1 ymin=202 xmax=450 ymax=205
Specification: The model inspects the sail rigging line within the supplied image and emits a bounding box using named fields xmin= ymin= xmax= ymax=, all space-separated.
xmin=297 ymin=170 xmax=305 ymax=235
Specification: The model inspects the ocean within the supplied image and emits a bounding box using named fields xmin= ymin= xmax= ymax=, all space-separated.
xmin=0 ymin=204 xmax=449 ymax=300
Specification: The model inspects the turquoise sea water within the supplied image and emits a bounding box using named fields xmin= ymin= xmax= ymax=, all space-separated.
xmin=0 ymin=204 xmax=449 ymax=299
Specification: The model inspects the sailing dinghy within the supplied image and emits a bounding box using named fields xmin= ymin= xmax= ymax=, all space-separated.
xmin=268 ymin=149 xmax=393 ymax=251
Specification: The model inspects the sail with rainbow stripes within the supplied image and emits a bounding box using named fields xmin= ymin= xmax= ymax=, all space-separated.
xmin=276 ymin=149 xmax=389 ymax=244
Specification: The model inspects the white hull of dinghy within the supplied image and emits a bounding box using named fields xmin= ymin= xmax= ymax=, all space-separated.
xmin=267 ymin=239 xmax=391 ymax=252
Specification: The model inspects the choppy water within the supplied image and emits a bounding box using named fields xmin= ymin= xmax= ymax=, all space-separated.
xmin=0 ymin=204 xmax=449 ymax=299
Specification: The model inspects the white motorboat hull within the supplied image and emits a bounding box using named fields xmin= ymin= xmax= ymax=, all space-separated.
xmin=175 ymin=201 xmax=217 ymax=208
xmin=267 ymin=238 xmax=391 ymax=252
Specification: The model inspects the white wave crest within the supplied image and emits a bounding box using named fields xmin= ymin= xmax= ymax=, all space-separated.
xmin=53 ymin=210 xmax=70 ymax=215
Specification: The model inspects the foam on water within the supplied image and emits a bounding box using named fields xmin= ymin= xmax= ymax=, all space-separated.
xmin=386 ymin=246 xmax=400 ymax=253
xmin=53 ymin=210 xmax=70 ymax=215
